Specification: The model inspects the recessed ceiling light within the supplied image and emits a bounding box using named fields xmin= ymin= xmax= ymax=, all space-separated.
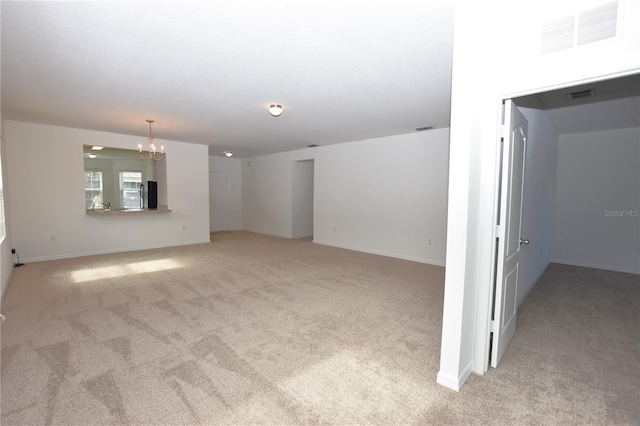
xmin=224 ymin=151 xmax=233 ymax=157
xmin=88 ymin=153 xmax=97 ymax=158
xmin=91 ymin=146 xmax=104 ymax=150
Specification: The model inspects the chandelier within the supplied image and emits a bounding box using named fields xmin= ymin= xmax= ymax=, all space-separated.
xmin=138 ymin=119 xmax=165 ymax=161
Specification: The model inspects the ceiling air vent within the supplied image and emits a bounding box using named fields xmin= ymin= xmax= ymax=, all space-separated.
xmin=568 ymin=89 xmax=595 ymax=100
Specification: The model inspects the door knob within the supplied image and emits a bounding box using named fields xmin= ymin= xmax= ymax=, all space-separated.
xmin=520 ymin=238 xmax=530 ymax=245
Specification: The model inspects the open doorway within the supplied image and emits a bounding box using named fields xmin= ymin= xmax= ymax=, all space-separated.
xmin=292 ymin=160 xmax=314 ymax=238
xmin=209 ymin=171 xmax=229 ymax=232
xmin=489 ymin=73 xmax=640 ymax=369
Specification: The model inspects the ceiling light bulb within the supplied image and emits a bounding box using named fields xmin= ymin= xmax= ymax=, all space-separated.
xmin=225 ymin=151 xmax=233 ymax=157
xmin=268 ymin=104 xmax=283 ymax=117
xmin=88 ymin=153 xmax=97 ymax=158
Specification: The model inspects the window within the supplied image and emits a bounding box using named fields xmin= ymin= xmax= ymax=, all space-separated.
xmin=85 ymin=170 xmax=103 ymax=209
xmin=120 ymin=171 xmax=142 ymax=209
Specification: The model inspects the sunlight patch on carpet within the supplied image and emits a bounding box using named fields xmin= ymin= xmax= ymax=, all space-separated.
xmin=279 ymin=350 xmax=431 ymax=423
xmin=70 ymin=259 xmax=183 ymax=283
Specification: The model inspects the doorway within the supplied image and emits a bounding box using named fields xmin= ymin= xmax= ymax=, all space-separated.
xmin=488 ymin=73 xmax=640 ymax=370
xmin=291 ymin=160 xmax=314 ymax=238
xmin=209 ymin=171 xmax=229 ymax=232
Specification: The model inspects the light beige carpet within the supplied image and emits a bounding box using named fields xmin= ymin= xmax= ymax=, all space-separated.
xmin=1 ymin=235 xmax=638 ymax=425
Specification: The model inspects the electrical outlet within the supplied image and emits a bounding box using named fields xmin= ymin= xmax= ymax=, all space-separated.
xmin=11 ymin=248 xmax=16 ymax=254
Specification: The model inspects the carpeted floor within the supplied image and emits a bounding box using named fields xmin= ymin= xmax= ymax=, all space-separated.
xmin=1 ymin=235 xmax=638 ymax=425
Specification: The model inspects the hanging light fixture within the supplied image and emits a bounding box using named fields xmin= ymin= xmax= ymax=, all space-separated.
xmin=268 ymin=104 xmax=283 ymax=117
xmin=138 ymin=119 xmax=165 ymax=161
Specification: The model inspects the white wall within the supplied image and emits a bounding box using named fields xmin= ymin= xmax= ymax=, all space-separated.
xmin=553 ymin=127 xmax=639 ymax=274
xmin=4 ymin=121 xmax=210 ymax=262
xmin=439 ymin=0 xmax=640 ymax=391
xmin=1 ymin=117 xmax=14 ymax=302
xmin=0 ymin=8 xmax=12 ymax=301
xmin=517 ymin=107 xmax=559 ymax=305
xmin=243 ymin=129 xmax=450 ymax=265
xmin=209 ymin=156 xmax=242 ymax=230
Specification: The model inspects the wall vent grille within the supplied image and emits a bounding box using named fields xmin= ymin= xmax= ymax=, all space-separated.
xmin=541 ymin=1 xmax=618 ymax=55
xmin=568 ymin=89 xmax=595 ymax=100
xmin=577 ymin=2 xmax=618 ymax=46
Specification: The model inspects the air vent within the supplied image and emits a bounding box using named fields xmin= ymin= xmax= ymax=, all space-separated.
xmin=307 ymin=144 xmax=318 ymax=148
xmin=541 ymin=1 xmax=618 ymax=55
xmin=577 ymin=2 xmax=618 ymax=46
xmin=541 ymin=17 xmax=575 ymax=55
xmin=568 ymin=89 xmax=595 ymax=100
xmin=415 ymin=126 xmax=434 ymax=131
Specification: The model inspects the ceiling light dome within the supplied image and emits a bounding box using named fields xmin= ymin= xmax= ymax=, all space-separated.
xmin=268 ymin=104 xmax=283 ymax=117
xmin=224 ymin=151 xmax=233 ymax=157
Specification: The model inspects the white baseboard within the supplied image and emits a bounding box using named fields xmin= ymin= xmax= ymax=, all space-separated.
xmin=21 ymin=239 xmax=212 ymax=263
xmin=551 ymin=258 xmax=639 ymax=275
xmin=313 ymin=239 xmax=446 ymax=267
xmin=436 ymin=362 xmax=473 ymax=391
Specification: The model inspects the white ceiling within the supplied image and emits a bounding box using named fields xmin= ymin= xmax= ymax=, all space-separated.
xmin=1 ymin=1 xmax=455 ymax=158
xmin=4 ymin=2 xmax=637 ymax=158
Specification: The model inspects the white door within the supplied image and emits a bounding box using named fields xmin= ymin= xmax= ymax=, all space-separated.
xmin=491 ymin=100 xmax=528 ymax=368
xmin=209 ymin=172 xmax=229 ymax=232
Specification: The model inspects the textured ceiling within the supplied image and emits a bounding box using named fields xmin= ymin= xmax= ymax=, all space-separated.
xmin=1 ymin=1 xmax=455 ymax=158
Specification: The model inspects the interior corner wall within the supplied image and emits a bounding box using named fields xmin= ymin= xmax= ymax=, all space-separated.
xmin=242 ymin=129 xmax=450 ymax=265
xmin=0 ymin=5 xmax=9 ymax=303
xmin=517 ymin=107 xmax=559 ymax=305
xmin=552 ymin=126 xmax=640 ymax=274
xmin=1 ymin=116 xmax=13 ymax=303
xmin=4 ymin=120 xmax=211 ymax=262
xmin=209 ymin=156 xmax=242 ymax=231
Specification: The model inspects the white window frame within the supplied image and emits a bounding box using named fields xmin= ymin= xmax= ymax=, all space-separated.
xmin=120 ymin=171 xmax=143 ymax=209
xmin=85 ymin=170 xmax=103 ymax=209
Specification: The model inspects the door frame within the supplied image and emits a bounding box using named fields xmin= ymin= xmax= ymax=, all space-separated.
xmin=475 ymin=70 xmax=640 ymax=374
xmin=209 ymin=171 xmax=229 ymax=232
